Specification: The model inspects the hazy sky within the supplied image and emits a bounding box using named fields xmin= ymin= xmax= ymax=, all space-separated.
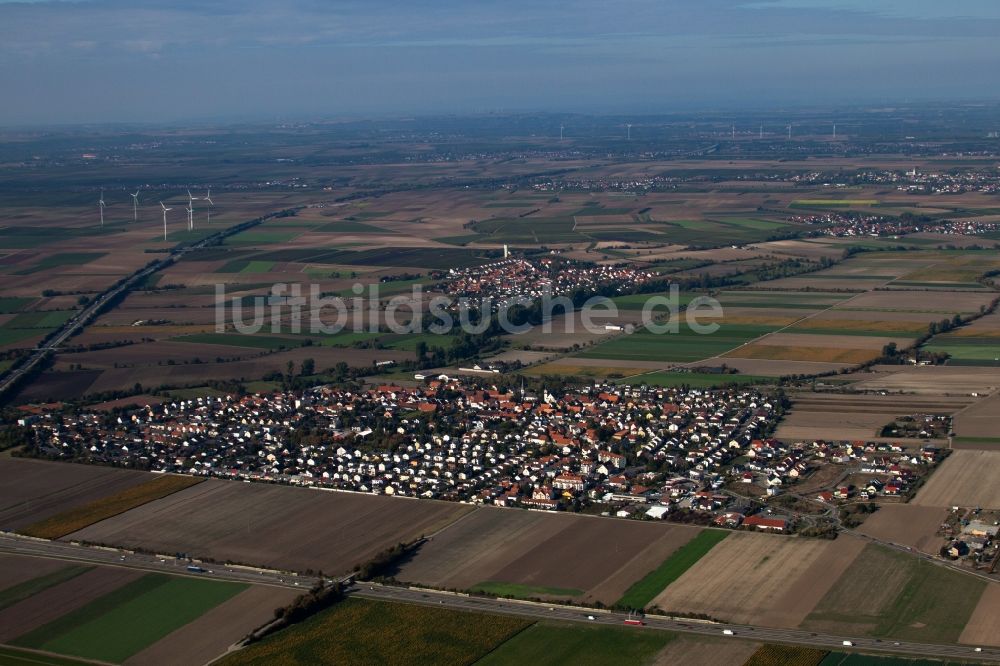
xmin=1 ymin=0 xmax=999 ymax=125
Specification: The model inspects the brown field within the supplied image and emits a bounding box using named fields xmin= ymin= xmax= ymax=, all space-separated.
xmin=912 ymin=450 xmax=1000 ymax=509
xmin=0 ymin=458 xmax=152 ymax=531
xmin=857 ymin=505 xmax=948 ymax=554
xmin=68 ymin=479 xmax=473 ymax=574
xmin=125 ymin=585 xmax=301 ymax=666
xmin=650 ymin=532 xmax=866 ymax=627
xmin=396 ymin=506 xmax=701 ymax=604
xmin=952 ymin=392 xmax=1000 ymax=440
xmin=20 ymin=474 xmax=204 ymax=539
xmin=834 ymin=290 xmax=995 ymax=314
xmin=725 ymin=343 xmax=879 ymax=365
xmin=848 ymin=365 xmax=1000 ymax=396
xmin=652 ymin=636 xmax=760 ymax=666
xmin=0 ymin=553 xmax=73 ymax=591
xmin=776 ymin=410 xmax=892 ymax=442
xmin=0 ymin=565 xmax=145 ymax=642
xmin=959 ymin=583 xmax=1000 ymax=648
xmin=713 ymin=358 xmax=853 ymax=376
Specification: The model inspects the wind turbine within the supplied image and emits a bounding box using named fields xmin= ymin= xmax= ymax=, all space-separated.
xmin=98 ymin=189 xmax=106 ymax=227
xmin=186 ymin=189 xmax=198 ymax=230
xmin=559 ymin=124 xmax=564 ymax=141
xmin=203 ymin=188 xmax=214 ymax=223
xmin=160 ymin=202 xmax=172 ymax=241
xmin=626 ymin=123 xmax=632 ymax=141
xmin=130 ymin=190 xmax=140 ymax=222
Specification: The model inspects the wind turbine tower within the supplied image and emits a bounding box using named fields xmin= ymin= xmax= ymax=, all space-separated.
xmin=787 ymin=124 xmax=792 ymax=140
xmin=760 ymin=124 xmax=763 ymax=139
xmin=186 ymin=190 xmax=198 ymax=231
xmin=160 ymin=202 xmax=172 ymax=241
xmin=203 ymin=188 xmax=214 ymax=223
xmin=626 ymin=123 xmax=632 ymax=140
xmin=130 ymin=190 xmax=140 ymax=222
xmin=731 ymin=124 xmax=735 ymax=140
xmin=559 ymin=124 xmax=564 ymax=141
xmin=98 ymin=189 xmax=106 ymax=227
xmin=833 ymin=123 xmax=837 ymax=139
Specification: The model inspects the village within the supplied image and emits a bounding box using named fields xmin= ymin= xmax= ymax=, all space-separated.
xmin=788 ymin=211 xmax=1000 ymax=239
xmin=437 ymin=256 xmax=659 ymax=307
xmin=19 ymin=378 xmax=948 ymax=537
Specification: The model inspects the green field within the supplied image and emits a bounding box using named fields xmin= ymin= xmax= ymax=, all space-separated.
xmin=623 ymin=370 xmax=771 ymax=387
xmin=0 ymin=309 xmax=75 ymax=348
xmin=0 ymin=566 xmax=92 ymax=612
xmin=477 ymin=621 xmax=674 ymax=666
xmin=616 ymin=530 xmax=729 ymax=609
xmin=607 ymin=292 xmax=698 ymax=311
xmin=14 ymin=574 xmax=246 ymax=663
xmin=172 ymin=332 xmax=307 ymax=350
xmin=802 ymin=544 xmax=985 ymax=643
xmin=5 ymin=310 xmax=75 ymax=329
xmin=14 ymin=252 xmax=106 ymax=275
xmin=217 ymin=259 xmax=276 ymax=273
xmin=577 ymin=323 xmax=776 ymax=363
xmin=470 ymin=581 xmax=584 ymax=598
xmin=218 ymin=598 xmax=529 ymax=666
xmin=923 ymin=339 xmax=1000 ymax=364
xmin=0 ymin=297 xmax=34 ymax=314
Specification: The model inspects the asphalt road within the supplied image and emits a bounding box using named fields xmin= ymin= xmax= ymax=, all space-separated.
xmin=2 ymin=534 xmax=997 ymax=663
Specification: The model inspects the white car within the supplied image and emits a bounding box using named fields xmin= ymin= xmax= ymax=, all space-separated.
xmin=587 ymin=615 xmax=596 ymax=621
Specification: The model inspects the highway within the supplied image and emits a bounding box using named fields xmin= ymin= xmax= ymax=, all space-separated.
xmin=2 ymin=533 xmax=997 ymax=663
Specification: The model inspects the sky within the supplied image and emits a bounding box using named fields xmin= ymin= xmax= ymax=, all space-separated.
xmin=1 ymin=0 xmax=999 ymax=126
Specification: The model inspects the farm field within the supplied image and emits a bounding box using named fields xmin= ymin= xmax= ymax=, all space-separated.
xmin=745 ymin=644 xmax=828 ymax=666
xmin=651 ymin=532 xmax=866 ymax=628
xmin=67 ymin=478 xmax=474 ymax=574
xmin=622 ymin=371 xmax=771 ymax=388
xmin=951 ymin=392 xmax=1000 ymax=447
xmin=616 ymin=529 xmax=729 ymax=609
xmin=576 ymin=323 xmax=778 ymax=364
xmin=396 ymin=506 xmax=701 ymax=604
xmin=218 ymin=597 xmax=530 ymax=666
xmin=477 ymin=621 xmax=675 ymax=666
xmin=19 ymin=474 xmax=203 ymax=539
xmin=959 ymin=583 xmax=1000 ymax=648
xmin=911 ymin=451 xmax=1000 ymax=509
xmin=800 ymin=543 xmax=985 ymax=643
xmin=4 ymin=565 xmax=249 ymax=664
xmin=651 ymin=635 xmax=760 ymax=666
xmin=775 ymin=393 xmax=968 ymax=443
xmin=0 ymin=458 xmax=152 ymax=531
xmin=856 ymin=505 xmax=949 ymax=555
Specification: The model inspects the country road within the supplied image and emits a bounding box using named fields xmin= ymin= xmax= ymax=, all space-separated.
xmin=1 ymin=533 xmax=997 ymax=663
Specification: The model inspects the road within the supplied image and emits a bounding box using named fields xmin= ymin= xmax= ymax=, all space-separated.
xmin=2 ymin=533 xmax=997 ymax=663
